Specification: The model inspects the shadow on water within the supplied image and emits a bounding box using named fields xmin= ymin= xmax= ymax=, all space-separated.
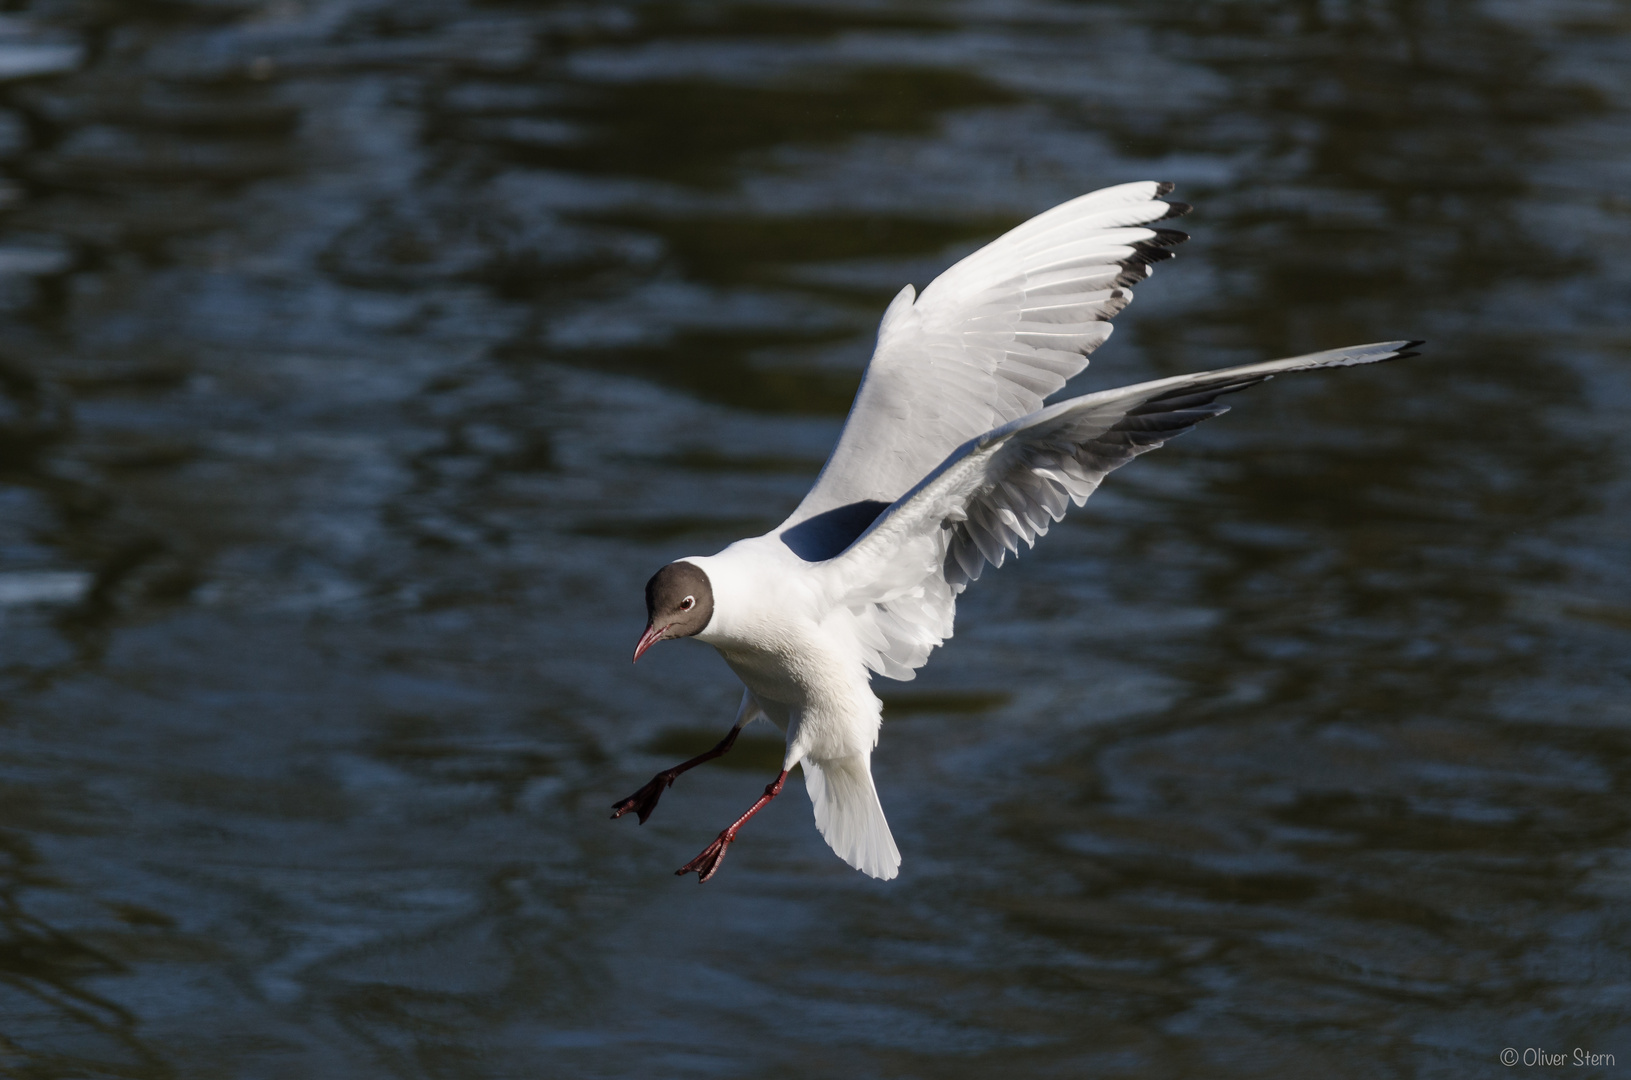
xmin=0 ymin=0 xmax=1625 ymax=1076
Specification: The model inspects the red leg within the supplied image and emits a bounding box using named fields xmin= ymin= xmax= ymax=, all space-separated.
xmin=676 ymin=769 xmax=789 ymax=883
xmin=610 ymin=725 xmax=743 ymax=824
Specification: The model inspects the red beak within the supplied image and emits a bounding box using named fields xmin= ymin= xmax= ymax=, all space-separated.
xmin=632 ymin=623 xmax=667 ymax=663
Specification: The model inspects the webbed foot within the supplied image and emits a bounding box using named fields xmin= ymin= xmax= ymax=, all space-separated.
xmin=676 ymin=830 xmax=734 ymax=882
xmin=610 ymin=772 xmax=675 ymax=824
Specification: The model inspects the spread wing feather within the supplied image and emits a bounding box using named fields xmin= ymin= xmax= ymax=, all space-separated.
xmin=824 ymin=342 xmax=1422 ymax=680
xmin=783 ymin=181 xmax=1190 ymax=532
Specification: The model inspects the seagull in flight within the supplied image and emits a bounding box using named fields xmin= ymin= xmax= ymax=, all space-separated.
xmin=612 ymin=181 xmax=1420 ymax=883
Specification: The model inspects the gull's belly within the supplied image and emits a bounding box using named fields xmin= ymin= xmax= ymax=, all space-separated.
xmin=714 ymin=624 xmax=880 ymax=764
xmin=714 ymin=618 xmax=861 ymax=709
xmin=717 ymin=644 xmax=807 ymax=707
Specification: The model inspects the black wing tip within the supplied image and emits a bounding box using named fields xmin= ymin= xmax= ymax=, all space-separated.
xmin=1387 ymin=339 xmax=1427 ymax=362
xmin=1116 ymin=248 xmax=1175 ymax=283
xmin=1155 ymin=181 xmax=1176 ymax=195
xmin=1115 ymin=225 xmax=1190 ymax=284
xmin=1159 ymin=200 xmax=1193 ymax=220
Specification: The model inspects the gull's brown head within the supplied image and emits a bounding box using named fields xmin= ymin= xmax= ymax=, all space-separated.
xmin=633 ymin=561 xmax=714 ymax=662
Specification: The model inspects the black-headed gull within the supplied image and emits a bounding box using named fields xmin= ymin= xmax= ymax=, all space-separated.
xmin=613 ymin=181 xmax=1420 ymax=883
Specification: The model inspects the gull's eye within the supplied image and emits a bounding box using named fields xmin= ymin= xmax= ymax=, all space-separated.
xmin=680 ymin=595 xmax=695 ymax=611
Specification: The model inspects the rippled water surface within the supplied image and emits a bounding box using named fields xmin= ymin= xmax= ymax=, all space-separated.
xmin=0 ymin=1 xmax=1628 ymax=1076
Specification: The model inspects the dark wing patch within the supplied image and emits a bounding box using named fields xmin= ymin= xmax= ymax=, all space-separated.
xmin=783 ymin=500 xmax=892 ymax=561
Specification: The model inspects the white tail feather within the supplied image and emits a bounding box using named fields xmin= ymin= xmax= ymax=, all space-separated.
xmin=802 ymin=755 xmax=901 ymax=880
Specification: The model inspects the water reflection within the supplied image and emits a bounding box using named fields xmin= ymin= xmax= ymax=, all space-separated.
xmin=0 ymin=0 xmax=1625 ymax=1076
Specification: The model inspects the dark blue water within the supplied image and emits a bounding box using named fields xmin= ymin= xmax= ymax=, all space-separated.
xmin=0 ymin=1 xmax=1627 ymax=1076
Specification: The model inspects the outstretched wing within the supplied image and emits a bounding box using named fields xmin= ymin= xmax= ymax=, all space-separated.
xmin=822 ymin=341 xmax=1423 ymax=680
xmin=778 ymin=181 xmax=1191 ymax=560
